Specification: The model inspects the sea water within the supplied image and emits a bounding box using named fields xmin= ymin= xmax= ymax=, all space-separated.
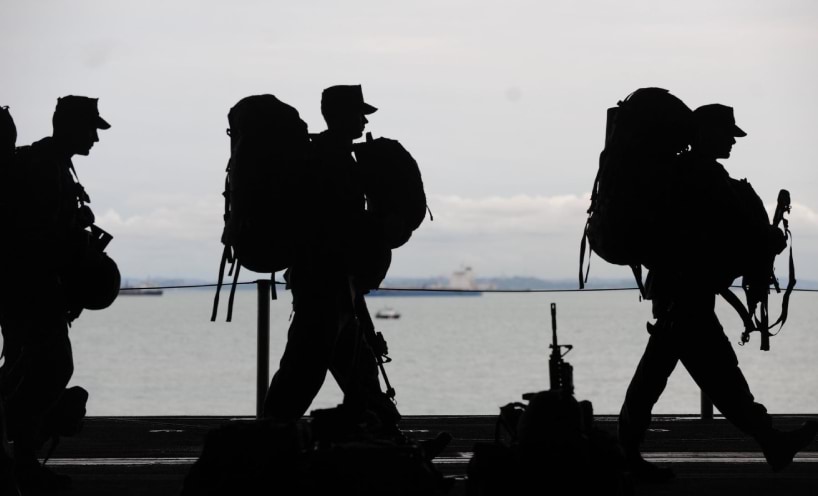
xmin=62 ymin=287 xmax=818 ymax=417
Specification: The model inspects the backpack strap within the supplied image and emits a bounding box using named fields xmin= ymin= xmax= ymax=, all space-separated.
xmin=225 ymin=260 xmax=241 ymax=322
xmin=578 ymin=156 xmax=603 ymax=290
xmin=211 ymin=160 xmax=235 ymax=322
xmin=630 ymin=264 xmax=646 ymax=299
xmin=768 ymin=216 xmax=796 ymax=332
xmin=721 ymin=287 xmax=757 ymax=346
xmin=578 ymin=220 xmax=591 ymax=289
xmin=210 ymin=244 xmax=233 ymax=322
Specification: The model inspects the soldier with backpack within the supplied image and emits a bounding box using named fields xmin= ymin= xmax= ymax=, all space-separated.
xmin=0 ymin=96 xmax=115 ymax=491
xmin=617 ymin=101 xmax=818 ymax=481
xmin=0 ymin=105 xmax=21 ymax=495
xmin=262 ymin=85 xmax=401 ymax=434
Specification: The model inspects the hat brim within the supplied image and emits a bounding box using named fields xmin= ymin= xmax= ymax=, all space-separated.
xmin=96 ymin=116 xmax=111 ymax=130
xmin=362 ymin=103 xmax=377 ymax=115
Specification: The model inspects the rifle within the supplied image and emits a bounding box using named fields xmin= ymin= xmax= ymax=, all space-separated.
xmin=548 ymin=303 xmax=574 ymax=394
xmin=738 ymin=188 xmax=793 ymax=351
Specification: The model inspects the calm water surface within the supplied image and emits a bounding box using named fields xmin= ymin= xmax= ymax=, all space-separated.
xmin=61 ymin=287 xmax=818 ymax=417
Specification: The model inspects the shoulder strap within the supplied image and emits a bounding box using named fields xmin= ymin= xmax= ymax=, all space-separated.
xmin=720 ymin=287 xmax=757 ymax=346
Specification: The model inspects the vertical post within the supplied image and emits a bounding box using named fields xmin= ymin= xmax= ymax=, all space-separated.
xmin=256 ymin=279 xmax=271 ymax=419
xmin=700 ymin=390 xmax=713 ymax=420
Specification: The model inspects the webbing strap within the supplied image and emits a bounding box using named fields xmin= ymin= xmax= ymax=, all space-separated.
xmin=226 ymin=262 xmax=241 ymax=322
xmin=630 ymin=264 xmax=645 ymax=299
xmin=578 ymin=166 xmax=602 ymax=290
xmin=720 ymin=288 xmax=756 ymax=342
xmin=578 ymin=222 xmax=590 ymax=289
xmin=768 ymin=229 xmax=796 ymax=331
xmin=210 ymin=244 xmax=231 ymax=322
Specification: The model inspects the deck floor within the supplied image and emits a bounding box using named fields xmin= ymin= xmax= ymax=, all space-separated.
xmin=19 ymin=414 xmax=818 ymax=495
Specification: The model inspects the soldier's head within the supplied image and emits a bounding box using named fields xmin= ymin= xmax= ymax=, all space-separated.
xmin=321 ymin=85 xmax=377 ymax=140
xmin=692 ymin=104 xmax=746 ymax=160
xmin=1 ymin=106 xmax=16 ymax=158
xmin=52 ymin=96 xmax=110 ymax=156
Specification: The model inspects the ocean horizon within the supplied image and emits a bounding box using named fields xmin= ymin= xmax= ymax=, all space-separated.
xmin=50 ymin=287 xmax=818 ymax=418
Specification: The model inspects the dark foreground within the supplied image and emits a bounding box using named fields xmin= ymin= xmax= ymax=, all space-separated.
xmin=26 ymin=414 xmax=818 ymax=495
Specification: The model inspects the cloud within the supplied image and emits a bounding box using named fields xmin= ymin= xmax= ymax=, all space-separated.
xmin=87 ymin=192 xmax=818 ymax=282
xmin=789 ymin=203 xmax=818 ymax=232
xmin=424 ymin=193 xmax=590 ymax=236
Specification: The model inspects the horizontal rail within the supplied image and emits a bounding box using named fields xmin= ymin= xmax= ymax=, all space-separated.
xmin=117 ymin=282 xmax=818 ymax=293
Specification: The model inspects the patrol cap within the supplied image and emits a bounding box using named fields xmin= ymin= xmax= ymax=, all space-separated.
xmin=693 ymin=104 xmax=746 ymax=137
xmin=321 ymin=85 xmax=377 ymax=117
xmin=54 ymin=95 xmax=111 ymax=130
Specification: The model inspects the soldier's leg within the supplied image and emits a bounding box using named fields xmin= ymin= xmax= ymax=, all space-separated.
xmin=3 ymin=311 xmax=73 ymax=489
xmin=678 ymin=309 xmax=773 ymax=437
xmin=618 ymin=323 xmax=680 ymax=457
xmin=677 ymin=301 xmax=818 ymax=470
xmin=263 ymin=276 xmax=350 ymax=422
xmin=329 ymin=294 xmax=398 ymax=426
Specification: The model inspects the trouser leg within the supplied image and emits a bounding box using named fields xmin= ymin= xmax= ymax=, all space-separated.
xmin=618 ymin=325 xmax=680 ymax=456
xmin=678 ymin=312 xmax=773 ymax=439
xmin=2 ymin=316 xmax=73 ymax=460
xmin=263 ymin=291 xmax=351 ymax=421
xmin=329 ymin=294 xmax=398 ymax=424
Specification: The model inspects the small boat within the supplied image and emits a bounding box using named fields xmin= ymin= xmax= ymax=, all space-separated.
xmin=375 ymin=307 xmax=400 ymax=319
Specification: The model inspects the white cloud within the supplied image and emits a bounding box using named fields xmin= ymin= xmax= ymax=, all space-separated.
xmin=90 ymin=192 xmax=818 ymax=282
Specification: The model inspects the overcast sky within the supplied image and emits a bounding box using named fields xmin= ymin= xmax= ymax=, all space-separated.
xmin=3 ymin=0 xmax=818 ymax=283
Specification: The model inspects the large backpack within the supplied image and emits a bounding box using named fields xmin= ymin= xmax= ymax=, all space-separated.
xmin=211 ymin=95 xmax=311 ymax=321
xmin=579 ymin=87 xmax=694 ymax=292
xmin=353 ymin=132 xmax=428 ymax=250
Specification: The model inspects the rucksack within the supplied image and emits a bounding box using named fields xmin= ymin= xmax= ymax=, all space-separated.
xmin=353 ymin=132 xmax=429 ymax=249
xmin=211 ymin=94 xmax=311 ymax=322
xmin=579 ymin=87 xmax=694 ymax=292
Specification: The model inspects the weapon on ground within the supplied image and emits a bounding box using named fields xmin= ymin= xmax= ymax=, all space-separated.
xmin=548 ymin=302 xmax=574 ymax=395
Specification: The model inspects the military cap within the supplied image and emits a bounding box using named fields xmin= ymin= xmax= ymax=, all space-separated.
xmin=54 ymin=95 xmax=111 ymax=130
xmin=321 ymin=85 xmax=377 ymax=117
xmin=694 ymin=104 xmax=746 ymax=137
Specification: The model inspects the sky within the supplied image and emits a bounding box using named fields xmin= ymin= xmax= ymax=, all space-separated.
xmin=2 ymin=0 xmax=818 ymax=283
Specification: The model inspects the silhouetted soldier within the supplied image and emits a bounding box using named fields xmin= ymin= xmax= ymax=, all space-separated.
xmin=0 ymin=105 xmax=21 ymax=495
xmin=263 ymin=85 xmax=400 ymax=434
xmin=0 ymin=96 xmax=109 ymax=490
xmin=618 ymin=104 xmax=818 ymax=481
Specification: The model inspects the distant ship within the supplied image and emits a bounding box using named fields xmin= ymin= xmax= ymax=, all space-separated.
xmin=368 ymin=267 xmax=489 ymax=297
